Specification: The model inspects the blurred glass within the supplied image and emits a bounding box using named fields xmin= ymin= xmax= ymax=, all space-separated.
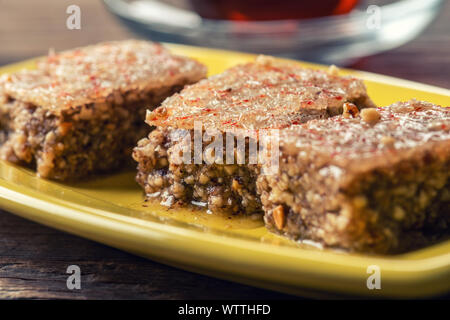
xmin=103 ymin=0 xmax=445 ymax=65
xmin=189 ymin=0 xmax=359 ymax=20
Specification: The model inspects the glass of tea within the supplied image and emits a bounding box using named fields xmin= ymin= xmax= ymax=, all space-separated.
xmin=188 ymin=0 xmax=360 ymax=21
xmin=104 ymin=0 xmax=444 ymax=65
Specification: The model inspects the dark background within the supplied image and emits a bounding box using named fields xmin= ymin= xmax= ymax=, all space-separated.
xmin=0 ymin=0 xmax=449 ymax=299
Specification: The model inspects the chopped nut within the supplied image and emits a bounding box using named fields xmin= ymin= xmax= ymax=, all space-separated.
xmin=360 ymin=108 xmax=381 ymax=124
xmin=198 ymin=172 xmax=210 ymax=184
xmin=273 ymin=205 xmax=286 ymax=230
xmin=223 ymin=165 xmax=237 ymax=175
xmin=171 ymin=182 xmax=185 ymax=197
xmin=151 ymin=175 xmax=164 ymax=188
xmin=381 ymin=136 xmax=395 ymax=148
xmin=154 ymin=106 xmax=167 ymax=117
xmin=342 ymin=102 xmax=359 ymax=118
xmin=58 ymin=122 xmax=73 ymax=136
xmin=328 ymin=64 xmax=340 ymax=76
xmin=393 ymin=206 xmax=405 ymax=221
xmin=158 ymin=157 xmax=168 ymax=167
xmin=55 ymin=142 xmax=65 ymax=152
xmin=184 ymin=175 xmax=194 ymax=184
xmin=209 ymin=195 xmax=223 ymax=207
xmin=232 ymin=179 xmax=242 ymax=190
xmin=255 ymin=55 xmax=275 ymax=66
xmin=352 ymin=196 xmax=367 ymax=209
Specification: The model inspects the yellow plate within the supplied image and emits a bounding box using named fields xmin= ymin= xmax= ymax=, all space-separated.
xmin=0 ymin=44 xmax=449 ymax=298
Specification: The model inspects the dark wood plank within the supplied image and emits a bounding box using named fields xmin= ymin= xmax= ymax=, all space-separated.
xmin=0 ymin=210 xmax=295 ymax=299
xmin=350 ymin=3 xmax=450 ymax=89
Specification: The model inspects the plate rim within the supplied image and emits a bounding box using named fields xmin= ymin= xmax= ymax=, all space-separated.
xmin=0 ymin=45 xmax=449 ymax=298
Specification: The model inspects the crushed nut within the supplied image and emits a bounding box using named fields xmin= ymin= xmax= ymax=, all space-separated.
xmin=198 ymin=172 xmax=210 ymax=184
xmin=352 ymin=196 xmax=367 ymax=209
xmin=58 ymin=122 xmax=73 ymax=136
xmin=232 ymin=179 xmax=242 ymax=190
xmin=223 ymin=165 xmax=237 ymax=175
xmin=184 ymin=175 xmax=194 ymax=184
xmin=255 ymin=55 xmax=275 ymax=66
xmin=360 ymin=108 xmax=381 ymax=124
xmin=273 ymin=205 xmax=286 ymax=230
xmin=151 ymin=175 xmax=164 ymax=188
xmin=158 ymin=157 xmax=168 ymax=167
xmin=342 ymin=102 xmax=359 ymax=118
xmin=209 ymin=195 xmax=223 ymax=207
xmin=328 ymin=64 xmax=340 ymax=76
xmin=381 ymin=136 xmax=396 ymax=148
xmin=154 ymin=106 xmax=167 ymax=117
xmin=393 ymin=206 xmax=405 ymax=221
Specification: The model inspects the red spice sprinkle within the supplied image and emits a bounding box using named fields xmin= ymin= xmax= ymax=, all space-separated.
xmin=175 ymin=116 xmax=192 ymax=120
xmin=270 ymin=67 xmax=284 ymax=73
xmin=154 ymin=44 xmax=163 ymax=54
xmin=47 ymin=56 xmax=59 ymax=64
xmin=335 ymin=96 xmax=343 ymax=100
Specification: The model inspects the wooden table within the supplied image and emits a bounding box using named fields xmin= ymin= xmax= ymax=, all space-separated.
xmin=0 ymin=0 xmax=448 ymax=299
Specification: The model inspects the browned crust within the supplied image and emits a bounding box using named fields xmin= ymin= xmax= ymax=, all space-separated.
xmin=0 ymin=40 xmax=207 ymax=180
xmin=146 ymin=56 xmax=376 ymax=131
xmin=0 ymin=40 xmax=207 ymax=113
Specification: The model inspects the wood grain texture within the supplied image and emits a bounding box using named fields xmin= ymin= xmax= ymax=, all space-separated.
xmin=0 ymin=0 xmax=448 ymax=299
xmin=0 ymin=210 xmax=295 ymax=299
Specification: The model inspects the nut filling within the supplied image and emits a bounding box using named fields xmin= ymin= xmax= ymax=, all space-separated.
xmin=0 ymin=86 xmax=185 ymax=180
xmin=258 ymin=100 xmax=450 ymax=254
xmin=133 ymin=127 xmax=261 ymax=214
xmin=135 ymin=100 xmax=449 ymax=253
xmin=0 ymin=40 xmax=207 ymax=180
